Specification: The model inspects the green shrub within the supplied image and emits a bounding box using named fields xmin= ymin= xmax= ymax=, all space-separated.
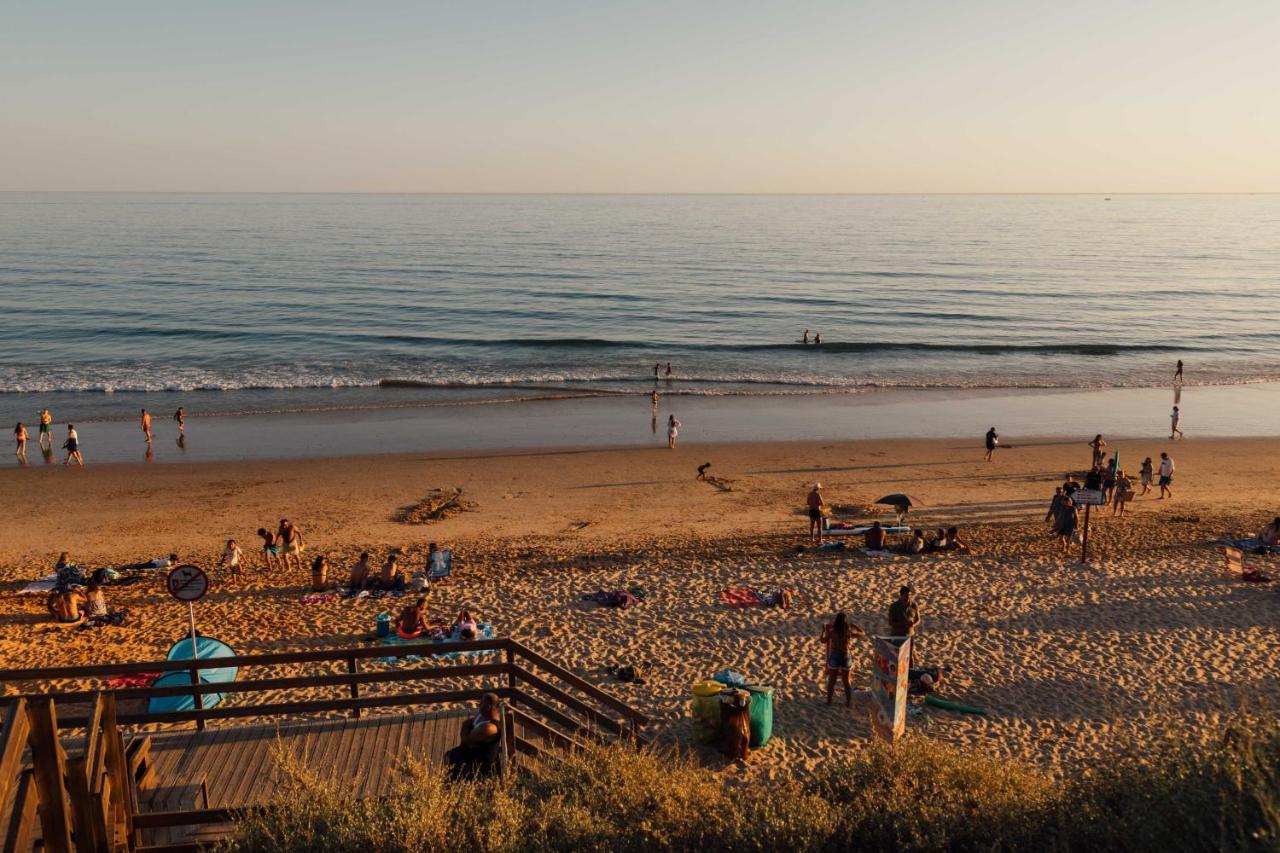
xmin=221 ymin=725 xmax=1280 ymax=853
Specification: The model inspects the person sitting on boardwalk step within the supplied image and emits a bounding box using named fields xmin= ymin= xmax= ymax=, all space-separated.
xmin=446 ymin=693 xmax=503 ymax=779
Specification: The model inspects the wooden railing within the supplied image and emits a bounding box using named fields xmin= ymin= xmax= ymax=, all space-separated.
xmin=0 ymin=637 xmax=649 ymax=747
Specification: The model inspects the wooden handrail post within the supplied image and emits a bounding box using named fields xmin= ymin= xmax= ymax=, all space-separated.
xmin=26 ymin=698 xmax=74 ymax=853
xmin=100 ymin=692 xmax=135 ymax=847
xmin=347 ymin=655 xmax=360 ymax=718
xmin=504 ymin=641 xmax=516 ymax=693
xmin=190 ymin=660 xmax=206 ymax=731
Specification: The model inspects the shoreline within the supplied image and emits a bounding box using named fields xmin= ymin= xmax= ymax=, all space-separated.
xmin=6 ymin=381 xmax=1280 ymax=466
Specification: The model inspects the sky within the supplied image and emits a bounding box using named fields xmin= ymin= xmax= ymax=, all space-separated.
xmin=2 ymin=1 xmax=1277 ymax=193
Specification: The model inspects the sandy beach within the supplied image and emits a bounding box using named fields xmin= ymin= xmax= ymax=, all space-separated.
xmin=2 ymin=435 xmax=1278 ymax=778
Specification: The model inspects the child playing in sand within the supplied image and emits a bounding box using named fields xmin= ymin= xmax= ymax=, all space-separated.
xmin=257 ymin=528 xmax=282 ymax=571
xmin=221 ymin=539 xmax=244 ymax=581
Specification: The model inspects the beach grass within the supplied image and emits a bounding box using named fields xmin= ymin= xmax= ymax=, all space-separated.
xmin=220 ymin=717 xmax=1278 ymax=852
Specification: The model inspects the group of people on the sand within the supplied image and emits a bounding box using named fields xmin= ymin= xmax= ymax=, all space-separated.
xmin=1045 ymin=439 xmax=1178 ymax=549
xmin=820 ymin=586 xmax=920 ymax=705
xmin=43 ymin=551 xmax=138 ymax=627
xmin=805 ymin=484 xmax=967 ymax=554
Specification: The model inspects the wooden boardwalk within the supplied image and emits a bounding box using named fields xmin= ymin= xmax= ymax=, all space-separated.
xmin=143 ymin=709 xmax=468 ymax=810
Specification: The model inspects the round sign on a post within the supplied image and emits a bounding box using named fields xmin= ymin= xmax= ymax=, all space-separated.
xmin=166 ymin=565 xmax=209 ymax=602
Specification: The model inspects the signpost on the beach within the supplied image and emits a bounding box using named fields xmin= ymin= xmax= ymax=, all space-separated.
xmin=1070 ymin=489 xmax=1106 ymax=563
xmin=869 ymin=636 xmax=911 ymax=743
xmin=166 ymin=565 xmax=209 ymax=688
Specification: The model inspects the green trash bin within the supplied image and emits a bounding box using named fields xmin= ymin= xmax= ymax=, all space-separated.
xmin=746 ymin=685 xmax=774 ymax=747
xmin=691 ymin=680 xmax=724 ymax=744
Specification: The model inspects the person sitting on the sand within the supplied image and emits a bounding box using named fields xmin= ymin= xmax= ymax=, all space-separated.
xmin=376 ymin=552 xmax=404 ymax=590
xmin=902 ymin=529 xmax=926 ymax=555
xmin=453 ymin=609 xmax=479 ymax=640
xmin=929 ymin=527 xmax=948 ymax=552
xmin=310 ymin=555 xmax=331 ymax=592
xmin=1257 ymin=517 xmax=1280 ymax=547
xmin=446 ymin=693 xmax=503 ymax=779
xmin=820 ymin=612 xmax=865 ymax=707
xmin=944 ymin=526 xmax=969 ymax=552
xmin=863 ymin=520 xmax=886 ymax=551
xmin=397 ymin=598 xmax=428 ymax=638
xmin=47 ymin=588 xmax=87 ymax=624
xmin=85 ymin=583 xmax=109 ymax=618
xmin=347 ymin=552 xmax=373 ymax=590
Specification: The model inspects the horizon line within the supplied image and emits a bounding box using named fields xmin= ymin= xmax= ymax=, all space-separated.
xmin=2 ymin=190 xmax=1278 ymax=197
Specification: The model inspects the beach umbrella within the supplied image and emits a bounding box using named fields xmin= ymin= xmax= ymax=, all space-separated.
xmin=875 ymin=494 xmax=924 ymax=510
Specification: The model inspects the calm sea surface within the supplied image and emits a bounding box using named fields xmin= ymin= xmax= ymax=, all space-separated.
xmin=1 ymin=193 xmax=1277 ymax=422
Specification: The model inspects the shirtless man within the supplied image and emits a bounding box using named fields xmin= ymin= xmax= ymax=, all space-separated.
xmin=38 ymin=408 xmax=53 ymax=450
xmin=806 ymin=483 xmax=826 ymax=544
xmin=348 ymin=551 xmax=373 ymax=590
xmin=48 ymin=589 xmax=87 ymax=624
xmin=277 ymin=519 xmax=305 ymax=572
xmin=377 ymin=551 xmax=404 ymax=590
xmin=140 ymin=409 xmax=153 ymax=443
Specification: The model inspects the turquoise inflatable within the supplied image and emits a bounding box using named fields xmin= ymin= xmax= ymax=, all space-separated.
xmin=147 ymin=637 xmax=237 ymax=714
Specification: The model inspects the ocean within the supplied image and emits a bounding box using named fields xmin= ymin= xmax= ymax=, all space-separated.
xmin=2 ymin=192 xmax=1278 ymax=424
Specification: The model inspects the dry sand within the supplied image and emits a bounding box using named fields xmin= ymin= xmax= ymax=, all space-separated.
xmin=2 ymin=436 xmax=1278 ymax=779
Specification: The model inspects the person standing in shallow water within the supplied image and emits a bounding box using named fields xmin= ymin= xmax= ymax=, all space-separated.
xmin=1174 ymin=360 xmax=1184 ymax=382
xmin=140 ymin=409 xmax=153 ymax=444
xmin=666 ymin=414 xmax=680 ymax=449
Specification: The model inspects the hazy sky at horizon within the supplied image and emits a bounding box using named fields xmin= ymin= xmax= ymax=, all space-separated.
xmin=3 ymin=1 xmax=1277 ymax=193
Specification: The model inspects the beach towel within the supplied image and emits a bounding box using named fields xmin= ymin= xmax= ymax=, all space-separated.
xmin=301 ymin=593 xmax=338 ymax=605
xmin=721 ymin=588 xmax=765 ymax=607
xmin=581 ymin=590 xmax=641 ymax=609
xmin=379 ymin=623 xmax=497 ymax=663
xmin=18 ymin=575 xmax=58 ymax=595
xmin=860 ymin=549 xmax=893 ymax=557
xmin=79 ymin=611 xmax=128 ymax=629
xmin=105 ymin=672 xmax=160 ymax=689
xmin=816 ymin=541 xmax=846 ymax=551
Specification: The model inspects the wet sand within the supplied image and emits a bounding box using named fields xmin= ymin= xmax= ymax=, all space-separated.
xmin=2 ymin=436 xmax=1277 ymax=778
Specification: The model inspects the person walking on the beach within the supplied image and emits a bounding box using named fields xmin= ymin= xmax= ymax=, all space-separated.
xmin=38 ymin=408 xmax=53 ymax=450
xmin=140 ymin=409 xmax=152 ymax=444
xmin=806 ymin=483 xmax=826 ymax=544
xmin=257 ymin=527 xmax=281 ymax=570
xmin=821 ymin=612 xmax=864 ymax=707
xmin=1170 ymin=406 xmax=1183 ymax=439
xmin=63 ymin=425 xmax=83 ymax=466
xmin=14 ymin=423 xmax=28 ymax=462
xmin=1174 ymin=360 xmax=1184 ymax=383
xmin=1138 ymin=457 xmax=1154 ymax=496
xmin=666 ymin=414 xmax=680 ymax=449
xmin=984 ymin=427 xmax=999 ymax=462
xmin=174 ymin=407 xmax=185 ymax=433
xmin=1158 ymin=452 xmax=1175 ymax=499
xmin=888 ymin=586 xmax=920 ymax=667
xmin=221 ymin=538 xmax=244 ymax=582
xmin=1088 ymin=434 xmax=1106 ymax=469
xmin=278 ymin=519 xmax=305 ymax=572
xmin=1111 ymin=470 xmax=1133 ymax=516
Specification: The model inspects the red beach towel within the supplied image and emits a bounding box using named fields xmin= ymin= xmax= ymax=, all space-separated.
xmin=721 ymin=588 xmax=765 ymax=607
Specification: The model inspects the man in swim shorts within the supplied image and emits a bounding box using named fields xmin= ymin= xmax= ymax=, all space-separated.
xmin=140 ymin=409 xmax=152 ymax=443
xmin=806 ymin=483 xmax=826 ymax=544
xmin=38 ymin=408 xmax=52 ymax=450
xmin=278 ymin=519 xmax=305 ymax=572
